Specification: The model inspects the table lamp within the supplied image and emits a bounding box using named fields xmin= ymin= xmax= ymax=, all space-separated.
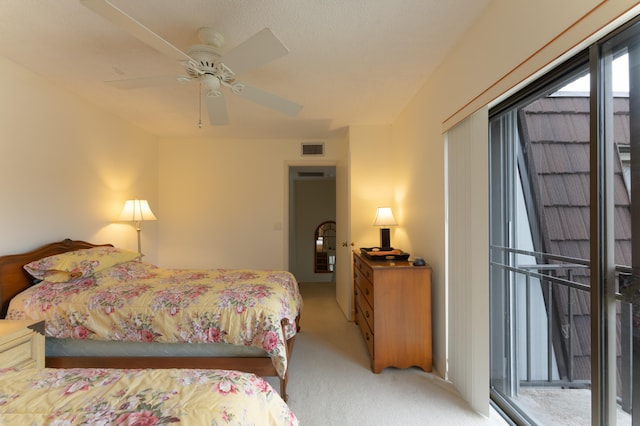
xmin=118 ymin=199 xmax=157 ymax=256
xmin=373 ymin=207 xmax=397 ymax=250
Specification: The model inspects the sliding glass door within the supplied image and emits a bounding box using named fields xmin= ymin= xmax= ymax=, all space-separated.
xmin=489 ymin=16 xmax=640 ymax=425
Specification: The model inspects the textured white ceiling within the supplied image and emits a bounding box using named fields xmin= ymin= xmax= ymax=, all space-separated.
xmin=0 ymin=0 xmax=490 ymax=139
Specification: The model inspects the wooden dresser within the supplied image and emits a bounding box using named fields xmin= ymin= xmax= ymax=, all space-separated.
xmin=0 ymin=320 xmax=45 ymax=370
xmin=353 ymin=251 xmax=432 ymax=373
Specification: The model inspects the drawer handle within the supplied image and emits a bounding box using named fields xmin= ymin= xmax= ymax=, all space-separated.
xmin=365 ymin=288 xmax=370 ymax=296
xmin=365 ymin=310 xmax=370 ymax=318
xmin=365 ymin=332 xmax=371 ymax=341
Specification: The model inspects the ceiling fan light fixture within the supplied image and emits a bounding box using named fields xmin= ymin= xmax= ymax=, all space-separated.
xmin=203 ymin=73 xmax=220 ymax=91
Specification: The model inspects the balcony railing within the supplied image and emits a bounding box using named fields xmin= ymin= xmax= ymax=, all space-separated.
xmin=490 ymin=245 xmax=633 ymax=414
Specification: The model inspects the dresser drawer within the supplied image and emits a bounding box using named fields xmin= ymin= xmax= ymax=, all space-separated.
xmin=355 ymin=271 xmax=374 ymax=308
xmin=355 ymin=303 xmax=374 ymax=356
xmin=354 ymin=254 xmax=374 ymax=282
xmin=0 ymin=334 xmax=35 ymax=368
xmin=356 ymin=287 xmax=374 ymax=331
xmin=0 ymin=321 xmax=45 ymax=370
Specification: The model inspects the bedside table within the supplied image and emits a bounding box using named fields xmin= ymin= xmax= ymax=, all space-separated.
xmin=0 ymin=320 xmax=45 ymax=369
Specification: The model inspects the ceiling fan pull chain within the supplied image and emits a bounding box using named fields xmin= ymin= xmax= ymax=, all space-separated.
xmin=198 ymin=80 xmax=203 ymax=129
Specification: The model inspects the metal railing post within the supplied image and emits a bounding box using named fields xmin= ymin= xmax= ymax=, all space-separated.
xmin=621 ymin=299 xmax=632 ymax=413
xmin=568 ymin=270 xmax=574 ymax=383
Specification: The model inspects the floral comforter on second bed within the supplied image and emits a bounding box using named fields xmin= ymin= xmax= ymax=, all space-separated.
xmin=7 ymin=255 xmax=303 ymax=378
xmin=0 ymin=367 xmax=298 ymax=425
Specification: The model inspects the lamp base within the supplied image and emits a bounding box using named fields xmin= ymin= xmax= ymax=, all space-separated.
xmin=379 ymin=228 xmax=393 ymax=251
xmin=136 ymin=225 xmax=143 ymax=260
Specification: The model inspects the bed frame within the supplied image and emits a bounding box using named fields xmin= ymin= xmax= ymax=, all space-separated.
xmin=0 ymin=238 xmax=297 ymax=400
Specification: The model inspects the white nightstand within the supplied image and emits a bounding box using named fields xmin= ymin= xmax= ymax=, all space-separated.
xmin=0 ymin=320 xmax=45 ymax=369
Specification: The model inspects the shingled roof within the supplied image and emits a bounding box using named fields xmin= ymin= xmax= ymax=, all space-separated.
xmin=518 ymin=94 xmax=631 ymax=383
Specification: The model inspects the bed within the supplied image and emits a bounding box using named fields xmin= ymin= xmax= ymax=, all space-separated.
xmin=0 ymin=366 xmax=298 ymax=424
xmin=0 ymin=239 xmax=302 ymax=401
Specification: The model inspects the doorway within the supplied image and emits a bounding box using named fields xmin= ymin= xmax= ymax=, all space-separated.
xmin=288 ymin=166 xmax=336 ymax=283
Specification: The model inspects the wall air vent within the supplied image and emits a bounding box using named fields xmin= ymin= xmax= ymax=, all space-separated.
xmin=301 ymin=142 xmax=324 ymax=156
xmin=298 ymin=171 xmax=325 ymax=177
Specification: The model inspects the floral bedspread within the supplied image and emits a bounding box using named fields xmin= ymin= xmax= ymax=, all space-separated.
xmin=0 ymin=367 xmax=298 ymax=425
xmin=7 ymin=261 xmax=303 ymax=378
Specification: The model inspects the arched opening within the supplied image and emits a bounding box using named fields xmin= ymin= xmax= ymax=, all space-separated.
xmin=314 ymin=220 xmax=336 ymax=273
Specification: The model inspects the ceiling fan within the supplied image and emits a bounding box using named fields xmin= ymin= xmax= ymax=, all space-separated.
xmin=80 ymin=0 xmax=303 ymax=126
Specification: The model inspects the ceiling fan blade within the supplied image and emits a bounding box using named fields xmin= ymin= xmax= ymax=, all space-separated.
xmin=235 ymin=83 xmax=303 ymax=117
xmin=106 ymin=75 xmax=188 ymax=90
xmin=222 ymin=28 xmax=289 ymax=76
xmin=81 ymin=0 xmax=194 ymax=64
xmin=205 ymin=92 xmax=229 ymax=125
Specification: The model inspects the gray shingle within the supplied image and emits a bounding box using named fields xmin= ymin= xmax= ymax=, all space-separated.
xmin=518 ymin=95 xmax=631 ymax=383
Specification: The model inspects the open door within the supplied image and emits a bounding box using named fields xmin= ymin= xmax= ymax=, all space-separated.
xmin=335 ymin=134 xmax=352 ymax=320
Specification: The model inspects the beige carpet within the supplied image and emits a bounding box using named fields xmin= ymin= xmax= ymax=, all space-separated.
xmin=272 ymin=282 xmax=508 ymax=426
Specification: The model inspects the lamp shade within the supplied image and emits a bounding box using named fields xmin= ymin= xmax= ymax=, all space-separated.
xmin=372 ymin=207 xmax=397 ymax=227
xmin=118 ymin=199 xmax=157 ymax=222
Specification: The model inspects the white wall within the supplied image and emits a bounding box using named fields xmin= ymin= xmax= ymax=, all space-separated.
xmin=156 ymin=136 xmax=342 ymax=270
xmin=348 ymin=125 xmax=395 ymax=249
xmin=0 ymin=56 xmax=159 ymax=262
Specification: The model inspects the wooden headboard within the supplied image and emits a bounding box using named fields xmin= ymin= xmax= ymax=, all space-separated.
xmin=0 ymin=239 xmax=113 ymax=318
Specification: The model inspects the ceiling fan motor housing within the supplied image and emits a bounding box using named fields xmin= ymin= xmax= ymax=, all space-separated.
xmin=185 ymin=46 xmax=237 ymax=88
